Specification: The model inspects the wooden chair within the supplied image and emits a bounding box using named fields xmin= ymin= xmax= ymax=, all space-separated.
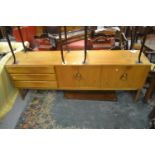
xmin=121 ymin=30 xmax=129 ymax=49
xmin=143 ymin=34 xmax=155 ymax=63
xmin=131 ymin=27 xmax=155 ymax=52
xmin=114 ymin=26 xmax=128 ymax=50
xmin=119 ymin=26 xmax=145 ymax=50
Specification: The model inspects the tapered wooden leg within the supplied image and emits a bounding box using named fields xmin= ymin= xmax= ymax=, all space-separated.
xmin=18 ymin=89 xmax=28 ymax=100
xmin=149 ymin=106 xmax=155 ymax=119
xmin=144 ymin=73 xmax=155 ymax=103
xmin=134 ymin=89 xmax=141 ymax=102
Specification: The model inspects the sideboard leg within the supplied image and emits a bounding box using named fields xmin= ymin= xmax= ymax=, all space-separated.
xmin=18 ymin=89 xmax=28 ymax=100
xmin=134 ymin=89 xmax=141 ymax=102
xmin=144 ymin=74 xmax=155 ymax=103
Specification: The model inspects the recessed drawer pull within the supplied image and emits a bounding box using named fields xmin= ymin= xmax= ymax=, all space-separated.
xmin=120 ymin=73 xmax=128 ymax=81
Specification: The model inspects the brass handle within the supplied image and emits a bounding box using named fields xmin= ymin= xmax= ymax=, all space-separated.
xmin=120 ymin=73 xmax=128 ymax=81
xmin=73 ymin=72 xmax=81 ymax=81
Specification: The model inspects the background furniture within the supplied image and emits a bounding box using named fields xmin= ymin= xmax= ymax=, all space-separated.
xmin=142 ymin=33 xmax=155 ymax=103
xmin=57 ymin=26 xmax=116 ymax=50
xmin=144 ymin=34 xmax=155 ymax=62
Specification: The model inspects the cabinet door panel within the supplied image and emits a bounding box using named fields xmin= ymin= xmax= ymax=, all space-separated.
xmin=101 ymin=66 xmax=149 ymax=90
xmin=55 ymin=66 xmax=79 ymax=89
xmin=79 ymin=66 xmax=101 ymax=89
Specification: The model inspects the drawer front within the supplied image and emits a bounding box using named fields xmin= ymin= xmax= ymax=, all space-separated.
xmin=6 ymin=66 xmax=55 ymax=74
xmin=101 ymin=66 xmax=150 ymax=90
xmin=11 ymin=74 xmax=56 ymax=81
xmin=14 ymin=81 xmax=57 ymax=89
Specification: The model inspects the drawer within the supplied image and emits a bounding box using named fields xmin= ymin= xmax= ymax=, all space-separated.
xmin=11 ymin=74 xmax=56 ymax=81
xmin=6 ymin=66 xmax=55 ymax=74
xmin=14 ymin=81 xmax=57 ymax=89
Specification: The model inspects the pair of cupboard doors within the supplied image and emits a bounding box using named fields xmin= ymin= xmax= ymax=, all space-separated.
xmin=55 ymin=65 xmax=149 ymax=90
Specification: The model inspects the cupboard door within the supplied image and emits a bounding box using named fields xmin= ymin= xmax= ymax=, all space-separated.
xmin=101 ymin=65 xmax=150 ymax=90
xmin=55 ymin=66 xmax=79 ymax=89
xmin=78 ymin=66 xmax=101 ymax=89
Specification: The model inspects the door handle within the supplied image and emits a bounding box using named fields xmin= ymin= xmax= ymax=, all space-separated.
xmin=120 ymin=73 xmax=128 ymax=81
xmin=73 ymin=72 xmax=81 ymax=81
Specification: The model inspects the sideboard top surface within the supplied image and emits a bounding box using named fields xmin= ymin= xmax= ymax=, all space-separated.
xmin=6 ymin=50 xmax=151 ymax=66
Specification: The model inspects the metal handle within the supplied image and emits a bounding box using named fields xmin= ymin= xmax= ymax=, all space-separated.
xmin=73 ymin=72 xmax=81 ymax=81
xmin=120 ymin=73 xmax=128 ymax=81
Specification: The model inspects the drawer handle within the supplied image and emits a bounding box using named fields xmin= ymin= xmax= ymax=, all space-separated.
xmin=120 ymin=73 xmax=128 ymax=81
xmin=73 ymin=72 xmax=81 ymax=81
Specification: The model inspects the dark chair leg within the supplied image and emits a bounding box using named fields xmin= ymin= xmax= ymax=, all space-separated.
xmin=149 ymin=106 xmax=155 ymax=119
xmin=144 ymin=74 xmax=155 ymax=103
xmin=149 ymin=106 xmax=155 ymax=129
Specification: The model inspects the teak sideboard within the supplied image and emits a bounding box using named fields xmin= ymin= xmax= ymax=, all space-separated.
xmin=5 ymin=50 xmax=151 ymax=94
